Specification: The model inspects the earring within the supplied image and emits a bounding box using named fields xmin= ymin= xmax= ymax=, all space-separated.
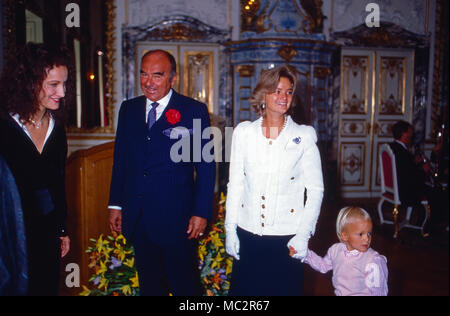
xmin=261 ymin=103 xmax=266 ymax=110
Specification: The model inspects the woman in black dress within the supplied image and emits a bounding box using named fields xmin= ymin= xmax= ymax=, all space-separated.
xmin=0 ymin=43 xmax=71 ymax=296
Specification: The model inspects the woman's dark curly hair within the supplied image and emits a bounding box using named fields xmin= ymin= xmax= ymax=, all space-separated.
xmin=0 ymin=42 xmax=72 ymax=123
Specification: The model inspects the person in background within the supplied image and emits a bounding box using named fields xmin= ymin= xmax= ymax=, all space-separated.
xmin=390 ymin=120 xmax=429 ymax=206
xmin=225 ymin=65 xmax=324 ymax=295
xmin=0 ymin=43 xmax=71 ymax=296
xmin=294 ymin=206 xmax=388 ymax=296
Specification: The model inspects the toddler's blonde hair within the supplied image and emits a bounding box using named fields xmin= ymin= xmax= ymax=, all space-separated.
xmin=336 ymin=206 xmax=372 ymax=242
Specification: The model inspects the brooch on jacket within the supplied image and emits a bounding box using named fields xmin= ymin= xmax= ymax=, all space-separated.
xmin=293 ymin=137 xmax=302 ymax=144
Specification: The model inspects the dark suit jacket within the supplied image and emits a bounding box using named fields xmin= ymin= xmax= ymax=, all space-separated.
xmin=389 ymin=141 xmax=426 ymax=205
xmin=108 ymin=91 xmax=215 ymax=244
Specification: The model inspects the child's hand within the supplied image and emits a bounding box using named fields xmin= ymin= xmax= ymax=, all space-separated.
xmin=289 ymin=246 xmax=297 ymax=257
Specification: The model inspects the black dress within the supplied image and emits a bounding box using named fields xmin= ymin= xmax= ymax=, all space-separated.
xmin=0 ymin=115 xmax=68 ymax=296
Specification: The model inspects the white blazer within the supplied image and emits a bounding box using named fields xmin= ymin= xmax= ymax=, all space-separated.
xmin=225 ymin=116 xmax=324 ymax=237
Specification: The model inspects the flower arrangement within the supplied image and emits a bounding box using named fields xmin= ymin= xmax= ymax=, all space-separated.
xmin=79 ymin=233 xmax=139 ymax=296
xmin=198 ymin=192 xmax=233 ymax=296
xmin=80 ymin=193 xmax=233 ymax=296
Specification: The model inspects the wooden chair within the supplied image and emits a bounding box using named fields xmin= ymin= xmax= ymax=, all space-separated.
xmin=377 ymin=144 xmax=430 ymax=238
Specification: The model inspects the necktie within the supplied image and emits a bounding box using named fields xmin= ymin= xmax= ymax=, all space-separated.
xmin=147 ymin=102 xmax=159 ymax=131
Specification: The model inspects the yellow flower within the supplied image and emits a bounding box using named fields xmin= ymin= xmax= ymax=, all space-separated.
xmin=116 ymin=234 xmax=126 ymax=244
xmin=226 ymin=258 xmax=233 ymax=275
xmin=124 ymin=257 xmax=135 ymax=268
xmin=79 ymin=285 xmax=91 ymax=296
xmin=120 ymin=285 xmax=132 ymax=296
xmin=211 ymin=252 xmax=224 ymax=269
xmin=98 ymin=261 xmax=107 ymax=275
xmin=99 ymin=277 xmax=109 ymax=290
xmin=96 ymin=234 xmax=110 ymax=254
xmin=130 ymin=272 xmax=139 ymax=288
xmin=198 ymin=245 xmax=207 ymax=262
xmin=210 ymin=232 xmax=223 ymax=249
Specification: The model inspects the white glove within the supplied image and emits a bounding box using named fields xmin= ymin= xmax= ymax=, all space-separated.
xmin=225 ymin=224 xmax=240 ymax=260
xmin=287 ymin=233 xmax=309 ymax=262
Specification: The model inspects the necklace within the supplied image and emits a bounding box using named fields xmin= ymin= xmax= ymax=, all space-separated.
xmin=30 ymin=112 xmax=46 ymax=129
xmin=262 ymin=115 xmax=288 ymax=139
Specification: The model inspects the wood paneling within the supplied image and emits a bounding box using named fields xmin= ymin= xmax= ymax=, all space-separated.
xmin=61 ymin=141 xmax=114 ymax=295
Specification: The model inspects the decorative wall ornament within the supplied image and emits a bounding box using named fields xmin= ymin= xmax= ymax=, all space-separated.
xmin=236 ymin=65 xmax=255 ymax=77
xmin=341 ymin=56 xmax=368 ymax=114
xmin=240 ymin=0 xmax=326 ymax=39
xmin=332 ymin=22 xmax=429 ymax=48
xmin=379 ymin=57 xmax=406 ymax=115
xmin=277 ymin=43 xmax=298 ymax=63
xmin=339 ymin=143 xmax=365 ymax=185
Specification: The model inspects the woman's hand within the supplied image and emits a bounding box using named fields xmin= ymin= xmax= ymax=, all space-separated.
xmin=287 ymin=234 xmax=309 ymax=261
xmin=60 ymin=236 xmax=70 ymax=258
xmin=225 ymin=224 xmax=240 ymax=260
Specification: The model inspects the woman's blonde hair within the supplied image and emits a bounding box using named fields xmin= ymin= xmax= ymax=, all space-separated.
xmin=249 ymin=65 xmax=298 ymax=117
xmin=336 ymin=206 xmax=372 ymax=242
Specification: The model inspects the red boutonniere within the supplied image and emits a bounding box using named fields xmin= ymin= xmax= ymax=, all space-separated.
xmin=165 ymin=109 xmax=181 ymax=125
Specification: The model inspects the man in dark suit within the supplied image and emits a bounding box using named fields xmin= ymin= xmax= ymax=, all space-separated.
xmin=108 ymin=50 xmax=215 ymax=296
xmin=389 ymin=120 xmax=428 ymax=206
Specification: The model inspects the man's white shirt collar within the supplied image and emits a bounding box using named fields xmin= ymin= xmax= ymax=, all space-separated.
xmin=394 ymin=139 xmax=408 ymax=150
xmin=145 ymin=89 xmax=173 ymax=122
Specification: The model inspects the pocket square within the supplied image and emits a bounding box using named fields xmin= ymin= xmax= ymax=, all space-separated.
xmin=162 ymin=127 xmax=193 ymax=139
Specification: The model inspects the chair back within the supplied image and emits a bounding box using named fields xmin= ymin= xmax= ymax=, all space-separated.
xmin=379 ymin=144 xmax=401 ymax=205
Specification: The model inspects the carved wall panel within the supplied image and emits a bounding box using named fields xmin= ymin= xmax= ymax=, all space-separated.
xmin=339 ymin=142 xmax=365 ymax=186
xmin=341 ymin=56 xmax=369 ymax=114
xmin=340 ymin=119 xmax=368 ymax=138
xmin=379 ymin=57 xmax=407 ymax=115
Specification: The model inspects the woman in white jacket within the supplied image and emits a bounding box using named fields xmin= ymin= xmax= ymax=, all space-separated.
xmin=225 ymin=65 xmax=324 ymax=295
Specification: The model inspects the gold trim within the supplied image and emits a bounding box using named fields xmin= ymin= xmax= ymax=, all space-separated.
xmin=236 ymin=65 xmax=255 ymax=77
xmin=277 ymin=44 xmax=298 ymax=63
xmin=183 ymin=51 xmax=214 ymax=113
xmin=339 ymin=142 xmax=366 ymax=186
xmin=393 ymin=204 xmax=399 ymax=238
xmin=340 ymin=119 xmax=368 ymax=137
xmin=368 ymin=51 xmax=376 ymax=192
xmin=341 ymin=55 xmax=369 ymax=115
xmin=378 ymin=56 xmax=406 ymax=115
